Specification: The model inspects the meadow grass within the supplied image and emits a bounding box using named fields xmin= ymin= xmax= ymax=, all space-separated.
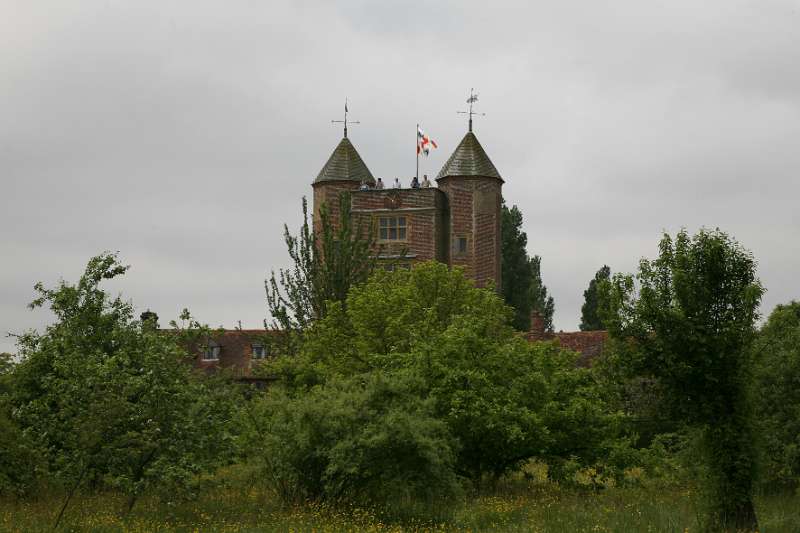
xmin=1 ymin=478 xmax=797 ymax=532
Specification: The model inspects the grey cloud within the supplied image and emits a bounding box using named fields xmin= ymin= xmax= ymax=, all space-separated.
xmin=2 ymin=0 xmax=799 ymax=353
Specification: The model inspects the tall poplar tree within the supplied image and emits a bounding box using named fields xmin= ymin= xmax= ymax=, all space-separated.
xmin=580 ymin=265 xmax=611 ymax=331
xmin=500 ymin=203 xmax=554 ymax=331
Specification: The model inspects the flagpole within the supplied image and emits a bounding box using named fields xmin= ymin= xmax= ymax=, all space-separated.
xmin=416 ymin=123 xmax=419 ymax=181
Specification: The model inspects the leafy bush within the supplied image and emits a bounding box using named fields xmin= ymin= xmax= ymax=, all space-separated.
xmin=0 ymin=352 xmax=41 ymax=495
xmin=752 ymin=301 xmax=800 ymax=490
xmin=0 ymin=404 xmax=41 ymax=496
xmin=243 ymin=371 xmax=462 ymax=515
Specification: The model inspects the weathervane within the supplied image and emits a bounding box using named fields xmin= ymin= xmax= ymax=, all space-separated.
xmin=331 ymin=98 xmax=360 ymax=138
xmin=457 ymin=88 xmax=485 ymax=132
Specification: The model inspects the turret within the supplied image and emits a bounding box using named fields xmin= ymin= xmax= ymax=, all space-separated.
xmin=436 ymin=129 xmax=503 ymax=289
xmin=312 ymin=135 xmax=375 ymax=233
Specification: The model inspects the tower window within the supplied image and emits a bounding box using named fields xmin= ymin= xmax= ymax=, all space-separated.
xmin=457 ymin=237 xmax=468 ymax=254
xmin=378 ymin=216 xmax=407 ymax=241
xmin=201 ymin=343 xmax=220 ymax=361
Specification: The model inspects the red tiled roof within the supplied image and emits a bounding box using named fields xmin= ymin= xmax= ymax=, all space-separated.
xmin=527 ymin=329 xmax=608 ymax=367
xmin=180 ymin=329 xmax=280 ymax=377
xmin=553 ymin=330 xmax=608 ymax=366
xmin=183 ymin=327 xmax=607 ymax=377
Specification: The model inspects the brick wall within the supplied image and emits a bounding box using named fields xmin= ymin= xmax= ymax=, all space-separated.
xmin=189 ymin=327 xmax=608 ymax=379
xmin=351 ymin=188 xmax=448 ymax=265
xmin=437 ymin=176 xmax=502 ymax=289
xmin=189 ymin=330 xmax=278 ymax=377
xmin=312 ymin=181 xmax=361 ymax=236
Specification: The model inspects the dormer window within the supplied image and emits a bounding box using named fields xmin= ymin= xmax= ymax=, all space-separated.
xmin=251 ymin=344 xmax=268 ymax=360
xmin=201 ymin=342 xmax=220 ymax=361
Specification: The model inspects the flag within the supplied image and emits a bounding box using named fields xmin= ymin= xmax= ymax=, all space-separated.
xmin=417 ymin=126 xmax=438 ymax=156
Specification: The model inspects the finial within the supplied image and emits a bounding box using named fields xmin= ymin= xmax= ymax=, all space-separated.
xmin=457 ymin=88 xmax=485 ymax=132
xmin=331 ymin=98 xmax=360 ymax=138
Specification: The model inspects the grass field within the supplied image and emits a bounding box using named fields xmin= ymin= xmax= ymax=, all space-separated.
xmin=1 ymin=479 xmax=798 ymax=533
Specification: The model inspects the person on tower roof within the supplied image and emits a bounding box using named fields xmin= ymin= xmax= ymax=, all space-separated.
xmin=376 ymin=177 xmax=384 ymax=189
xmin=411 ymin=176 xmax=420 ymax=188
xmin=421 ymin=174 xmax=431 ymax=188
xmin=393 ymin=177 xmax=401 ymax=189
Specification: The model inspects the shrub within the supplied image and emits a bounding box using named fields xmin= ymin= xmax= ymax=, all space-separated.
xmin=0 ymin=404 xmax=41 ymax=496
xmin=243 ymin=371 xmax=462 ymax=514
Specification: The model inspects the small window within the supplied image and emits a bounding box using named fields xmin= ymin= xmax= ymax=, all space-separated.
xmin=378 ymin=216 xmax=407 ymax=241
xmin=457 ymin=237 xmax=468 ymax=254
xmin=201 ymin=344 xmax=220 ymax=361
xmin=251 ymin=344 xmax=268 ymax=360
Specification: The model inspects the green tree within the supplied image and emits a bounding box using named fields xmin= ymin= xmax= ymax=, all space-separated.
xmin=752 ymin=301 xmax=800 ymax=490
xmin=10 ymin=253 xmax=238 ymax=523
xmin=580 ymin=265 xmax=611 ymax=331
xmin=0 ymin=404 xmax=40 ymax=496
xmin=271 ymin=262 xmax=618 ymax=481
xmin=528 ymin=255 xmax=555 ymax=332
xmin=0 ymin=351 xmax=41 ymax=496
xmin=0 ymin=353 xmax=12 ymax=377
xmin=599 ymin=229 xmax=763 ymax=532
xmin=266 ymin=193 xmax=378 ymax=353
xmin=501 ymin=204 xmax=532 ymax=330
xmin=501 ymin=203 xmax=554 ymax=331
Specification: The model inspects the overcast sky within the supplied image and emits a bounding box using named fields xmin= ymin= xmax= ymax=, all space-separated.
xmin=2 ymin=0 xmax=799 ymax=354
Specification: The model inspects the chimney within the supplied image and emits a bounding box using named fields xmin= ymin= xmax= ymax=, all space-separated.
xmin=529 ymin=309 xmax=547 ymax=341
xmin=140 ymin=309 xmax=159 ymax=329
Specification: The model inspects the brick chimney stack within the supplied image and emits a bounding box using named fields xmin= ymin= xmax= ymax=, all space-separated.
xmin=528 ymin=310 xmax=548 ymax=341
xmin=140 ymin=309 xmax=159 ymax=330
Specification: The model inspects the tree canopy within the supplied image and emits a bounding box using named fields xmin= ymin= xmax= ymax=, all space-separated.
xmin=752 ymin=301 xmax=800 ymax=490
xmin=8 ymin=253 xmax=238 ymax=518
xmin=599 ymin=228 xmax=763 ymax=532
xmin=264 ymin=261 xmax=620 ymax=482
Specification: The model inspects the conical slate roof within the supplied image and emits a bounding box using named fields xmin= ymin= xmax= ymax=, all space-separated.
xmin=314 ymin=137 xmax=375 ymax=185
xmin=436 ymin=131 xmax=502 ymax=181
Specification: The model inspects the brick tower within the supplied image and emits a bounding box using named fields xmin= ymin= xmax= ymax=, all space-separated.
xmin=312 ymin=132 xmax=375 ymax=232
xmin=436 ymin=125 xmax=503 ymax=289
